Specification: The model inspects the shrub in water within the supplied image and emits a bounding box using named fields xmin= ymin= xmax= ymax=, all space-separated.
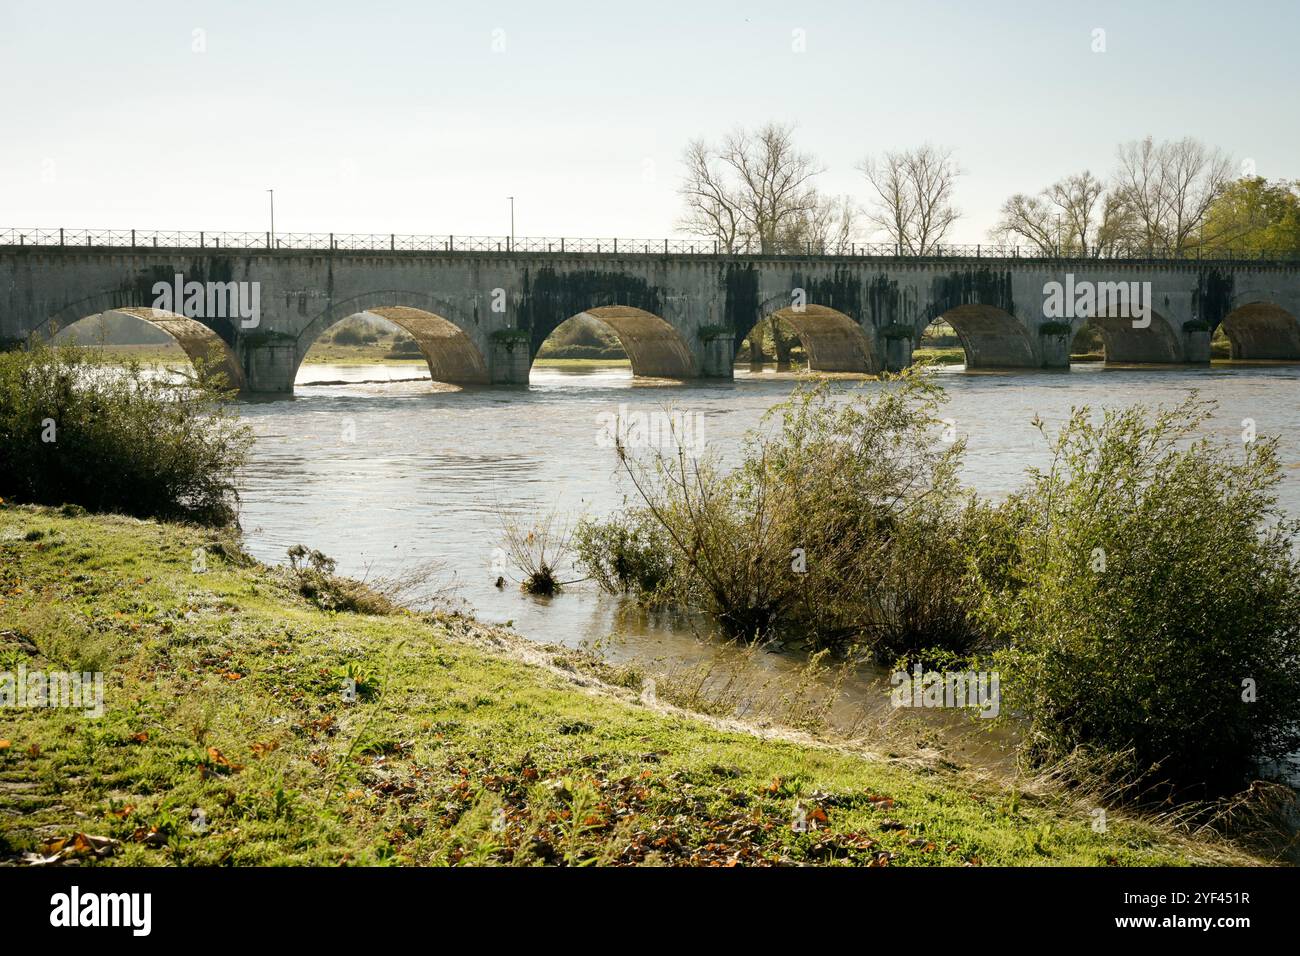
xmin=497 ymin=510 xmax=576 ymax=596
xmin=975 ymin=398 xmax=1300 ymax=797
xmin=574 ymin=508 xmax=674 ymax=599
xmin=869 ymin=499 xmax=1017 ymax=665
xmin=601 ymin=372 xmax=975 ymax=649
xmin=0 ymin=343 xmax=252 ymax=526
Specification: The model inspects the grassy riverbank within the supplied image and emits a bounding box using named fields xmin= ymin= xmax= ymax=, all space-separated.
xmin=0 ymin=505 xmax=1269 ymax=866
xmin=532 ymin=357 xmax=631 ymax=369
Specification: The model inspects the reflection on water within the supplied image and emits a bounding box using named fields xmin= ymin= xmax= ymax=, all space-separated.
xmin=235 ymin=361 xmax=1300 ymax=762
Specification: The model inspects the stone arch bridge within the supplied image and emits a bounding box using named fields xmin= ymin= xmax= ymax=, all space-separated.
xmin=3 ymin=236 xmax=1298 ymax=394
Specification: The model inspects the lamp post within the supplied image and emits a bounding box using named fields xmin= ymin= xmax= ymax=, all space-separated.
xmin=507 ymin=196 xmax=514 ymax=250
xmin=267 ymin=189 xmax=275 ymax=248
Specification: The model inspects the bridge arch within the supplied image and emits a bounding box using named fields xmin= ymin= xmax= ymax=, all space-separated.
xmin=1218 ymin=302 xmax=1300 ymax=360
xmin=746 ymin=300 xmax=878 ymax=373
xmin=296 ymin=294 xmax=489 ymax=388
xmin=1081 ymin=308 xmax=1183 ymax=364
xmin=43 ymin=305 xmax=245 ymax=390
xmin=924 ymin=304 xmax=1037 ymax=369
xmin=534 ymin=306 xmax=695 ymax=379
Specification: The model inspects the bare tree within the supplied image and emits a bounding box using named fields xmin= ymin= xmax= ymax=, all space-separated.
xmin=990 ymin=192 xmax=1058 ymax=255
xmin=677 ymin=122 xmax=824 ymax=253
xmin=1047 ymin=171 xmax=1106 ymax=256
xmin=1112 ymin=136 xmax=1232 ymax=254
xmin=857 ymin=145 xmax=961 ymax=254
xmin=992 ymin=170 xmax=1107 ymax=256
xmin=777 ymin=192 xmax=860 ymax=253
xmin=1093 ymin=191 xmax=1140 ymax=257
xmin=678 ymin=139 xmax=745 ymax=252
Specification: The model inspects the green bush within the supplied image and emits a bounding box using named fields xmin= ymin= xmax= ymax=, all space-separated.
xmin=574 ymin=509 xmax=675 ymax=598
xmin=537 ymin=344 xmax=626 ymax=360
xmin=975 ymin=398 xmax=1300 ymax=797
xmin=0 ymin=344 xmax=252 ymax=526
xmin=330 ymin=326 xmax=377 ymax=346
xmin=385 ymin=338 xmax=423 ymax=357
xmin=286 ymin=544 xmax=396 ymax=614
xmin=871 ymin=499 xmax=1019 ymax=666
xmin=590 ymin=372 xmax=975 ymax=650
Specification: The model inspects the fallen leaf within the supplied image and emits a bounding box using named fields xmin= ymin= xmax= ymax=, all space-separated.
xmin=131 ymin=826 xmax=167 ymax=847
xmin=41 ymin=833 xmax=120 ymax=861
xmin=202 ymin=747 xmax=242 ymax=774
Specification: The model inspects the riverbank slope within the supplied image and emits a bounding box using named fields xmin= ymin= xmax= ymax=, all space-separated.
xmin=0 ymin=505 xmax=1266 ymax=866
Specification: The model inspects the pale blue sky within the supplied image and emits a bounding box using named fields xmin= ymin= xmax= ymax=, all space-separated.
xmin=1 ymin=0 xmax=1296 ymax=241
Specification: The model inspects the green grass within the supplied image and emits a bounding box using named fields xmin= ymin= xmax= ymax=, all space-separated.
xmin=299 ymin=344 xmax=427 ymax=365
xmin=912 ymin=346 xmax=966 ymax=366
xmin=532 ymin=357 xmax=632 ymax=369
xmin=0 ymin=505 xmax=1266 ymax=866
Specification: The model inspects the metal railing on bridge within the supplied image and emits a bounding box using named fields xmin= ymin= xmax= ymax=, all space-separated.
xmin=1 ymin=227 xmax=1297 ymax=262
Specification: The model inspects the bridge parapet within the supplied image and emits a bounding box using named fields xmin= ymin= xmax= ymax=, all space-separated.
xmin=4 ymin=226 xmax=1299 ymax=264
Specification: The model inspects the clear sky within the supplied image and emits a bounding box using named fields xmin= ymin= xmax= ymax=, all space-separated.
xmin=1 ymin=0 xmax=1296 ymax=242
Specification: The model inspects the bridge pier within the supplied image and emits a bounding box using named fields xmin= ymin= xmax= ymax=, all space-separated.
xmin=1184 ymin=327 xmax=1212 ymax=364
xmin=243 ymin=338 xmax=297 ymax=394
xmin=1040 ymin=329 xmax=1071 ymax=369
xmin=699 ymin=331 xmax=734 ymax=378
xmin=882 ymin=335 xmax=913 ymax=372
xmin=490 ymin=334 xmax=531 ymax=384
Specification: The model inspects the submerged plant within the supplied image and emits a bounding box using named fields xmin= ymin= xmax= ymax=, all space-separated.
xmin=496 ymin=509 xmax=580 ymax=596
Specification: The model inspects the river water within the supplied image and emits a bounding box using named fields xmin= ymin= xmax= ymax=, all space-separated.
xmin=233 ymin=361 xmax=1300 ymax=762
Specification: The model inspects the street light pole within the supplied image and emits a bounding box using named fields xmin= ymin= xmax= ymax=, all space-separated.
xmin=507 ymin=196 xmax=514 ymax=250
xmin=267 ymin=189 xmax=275 ymax=248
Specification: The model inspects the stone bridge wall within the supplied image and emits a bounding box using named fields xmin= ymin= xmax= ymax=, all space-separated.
xmin=3 ymin=246 xmax=1298 ymax=393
